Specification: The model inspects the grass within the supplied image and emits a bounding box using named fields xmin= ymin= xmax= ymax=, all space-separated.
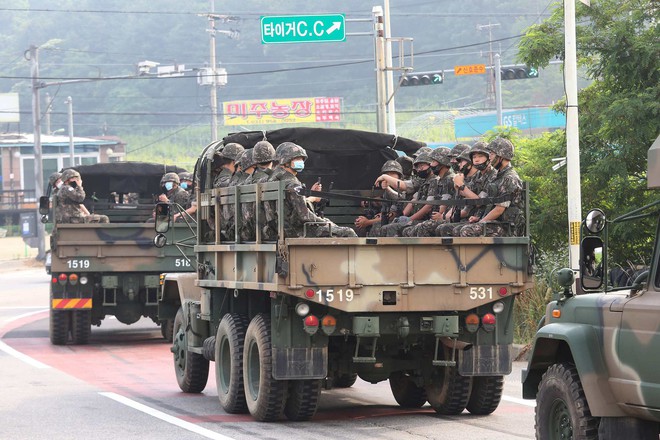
xmin=514 ymin=279 xmax=553 ymax=345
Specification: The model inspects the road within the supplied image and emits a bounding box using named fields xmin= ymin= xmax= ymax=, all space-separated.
xmin=0 ymin=266 xmax=536 ymax=439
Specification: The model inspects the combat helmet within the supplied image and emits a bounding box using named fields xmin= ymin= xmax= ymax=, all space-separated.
xmin=275 ymin=142 xmax=308 ymax=165
xmin=60 ymin=169 xmax=81 ymax=182
xmin=160 ymin=172 xmax=180 ymax=185
xmin=488 ymin=137 xmax=514 ymax=160
xmin=178 ymin=171 xmax=193 ymax=182
xmin=469 ymin=141 xmax=490 ymax=158
xmin=381 ymin=160 xmax=403 ymax=177
xmin=412 ymin=146 xmax=433 ymax=158
xmin=457 ymin=146 xmax=473 ymax=163
xmin=413 ymin=152 xmax=432 ymax=166
xmin=253 ymin=141 xmax=276 ymax=163
xmin=219 ymin=142 xmax=245 ymax=161
xmin=395 ymin=155 xmax=413 ymax=178
xmin=448 ymin=143 xmax=470 ymax=158
xmin=239 ymin=149 xmax=256 ymax=170
xmin=48 ymin=172 xmax=62 ymax=186
xmin=430 ymin=147 xmax=452 ymax=166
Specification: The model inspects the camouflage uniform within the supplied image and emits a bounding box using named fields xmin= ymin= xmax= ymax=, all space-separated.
xmin=240 ymin=143 xmax=276 ymax=241
xmin=459 ymin=138 xmax=524 ymax=237
xmin=357 ymin=160 xmax=403 ymax=237
xmin=213 ymin=143 xmax=244 ymax=188
xmin=161 ymin=173 xmax=190 ymax=208
xmin=55 ymin=169 xmax=109 ymax=224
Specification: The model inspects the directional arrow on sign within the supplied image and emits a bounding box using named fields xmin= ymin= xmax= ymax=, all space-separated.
xmin=326 ymin=22 xmax=342 ymax=35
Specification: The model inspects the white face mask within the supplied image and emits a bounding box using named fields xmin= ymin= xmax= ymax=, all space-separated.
xmin=291 ymin=160 xmax=305 ymax=172
xmin=164 ymin=182 xmax=174 ymax=191
xmin=56 ymin=181 xmax=63 ymax=189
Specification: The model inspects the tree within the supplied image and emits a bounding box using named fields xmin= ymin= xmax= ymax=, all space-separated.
xmin=517 ymin=0 xmax=659 ymax=265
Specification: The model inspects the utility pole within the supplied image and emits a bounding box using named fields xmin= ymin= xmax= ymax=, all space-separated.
xmin=208 ymin=0 xmax=219 ymax=142
xmin=372 ymin=7 xmax=387 ymax=133
xmin=27 ymin=44 xmax=46 ymax=260
xmin=564 ymin=0 xmax=583 ymax=273
xmin=383 ymin=0 xmax=396 ymax=134
xmin=45 ymin=92 xmax=52 ymax=134
xmin=494 ymin=54 xmax=503 ymax=125
xmin=65 ymin=96 xmax=74 ymax=167
xmin=477 ymin=22 xmax=500 ymax=107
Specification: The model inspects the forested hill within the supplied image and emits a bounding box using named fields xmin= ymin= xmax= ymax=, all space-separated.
xmin=0 ymin=0 xmax=563 ymax=145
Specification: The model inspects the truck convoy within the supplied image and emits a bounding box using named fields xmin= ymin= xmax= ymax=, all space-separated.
xmin=43 ymin=162 xmax=195 ymax=345
xmin=523 ymin=135 xmax=660 ymax=440
xmin=155 ymin=127 xmax=535 ymax=421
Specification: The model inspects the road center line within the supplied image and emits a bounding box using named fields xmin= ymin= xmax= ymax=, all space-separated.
xmin=502 ymin=395 xmax=536 ymax=407
xmin=100 ymin=392 xmax=237 ymax=440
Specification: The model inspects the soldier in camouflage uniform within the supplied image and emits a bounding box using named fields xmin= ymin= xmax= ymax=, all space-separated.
xmin=373 ymin=152 xmax=436 ymax=237
xmin=448 ymin=143 xmax=470 ymax=173
xmin=395 ymin=155 xmax=414 ymax=180
xmin=412 ymin=146 xmax=433 ymax=158
xmin=158 ymin=172 xmax=190 ymax=207
xmin=213 ymin=142 xmax=244 ymax=188
xmin=55 ymin=169 xmax=109 ymax=224
xmin=403 ymin=147 xmax=456 ymax=237
xmin=459 ymin=137 xmax=524 ymax=237
xmin=173 ymin=171 xmax=197 ymax=222
xmin=240 ymin=141 xmax=277 ymax=241
xmin=354 ymin=160 xmax=404 ymax=237
xmin=266 ymin=142 xmax=357 ymax=239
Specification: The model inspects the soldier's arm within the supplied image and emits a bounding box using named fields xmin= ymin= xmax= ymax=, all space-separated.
xmin=61 ymin=185 xmax=86 ymax=203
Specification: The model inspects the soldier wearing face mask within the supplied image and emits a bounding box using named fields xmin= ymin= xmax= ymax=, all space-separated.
xmin=158 ymin=172 xmax=190 ymax=207
xmin=447 ymin=143 xmax=470 ymax=174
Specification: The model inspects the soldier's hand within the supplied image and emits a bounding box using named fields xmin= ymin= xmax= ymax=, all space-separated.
xmin=453 ymin=174 xmax=464 ymax=187
xmin=468 ymin=215 xmax=479 ymax=223
xmin=431 ymin=211 xmax=444 ymax=222
xmin=310 ymin=181 xmax=322 ymax=192
xmin=374 ymin=175 xmax=388 ymax=188
xmin=158 ymin=194 xmax=169 ymax=203
xmin=354 ymin=216 xmax=370 ymax=229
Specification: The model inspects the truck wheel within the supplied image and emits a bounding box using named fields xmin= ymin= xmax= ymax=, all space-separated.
xmin=215 ymin=313 xmax=249 ymax=414
xmin=425 ymin=349 xmax=472 ymax=415
xmin=160 ymin=319 xmax=174 ymax=343
xmin=536 ymin=363 xmax=599 ymax=440
xmin=172 ymin=307 xmax=209 ymax=393
xmin=466 ymin=376 xmax=504 ymax=415
xmin=49 ymin=309 xmax=70 ymax=345
xmin=390 ymin=371 xmax=427 ymax=408
xmin=333 ymin=372 xmax=358 ymax=388
xmin=284 ymin=380 xmax=322 ymax=421
xmin=71 ymin=310 xmax=91 ymax=345
xmin=243 ymin=314 xmax=287 ymax=422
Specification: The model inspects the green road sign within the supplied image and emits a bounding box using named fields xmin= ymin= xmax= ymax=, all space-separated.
xmin=261 ymin=14 xmax=346 ymax=44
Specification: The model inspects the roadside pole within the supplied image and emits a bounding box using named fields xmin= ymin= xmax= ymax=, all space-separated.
xmin=28 ymin=45 xmax=46 ymax=261
xmin=495 ymin=54 xmax=502 ymax=126
xmin=65 ymin=97 xmax=74 ymax=166
xmin=383 ymin=0 xmax=396 ymax=135
xmin=372 ymin=7 xmax=387 ymax=133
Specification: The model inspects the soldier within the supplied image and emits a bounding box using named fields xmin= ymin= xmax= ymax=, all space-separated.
xmin=354 ymin=160 xmax=404 ymax=236
xmin=403 ymin=147 xmax=456 ymax=237
xmin=459 ymin=137 xmax=524 ymax=237
xmin=55 ymin=169 xmax=109 ymax=224
xmin=246 ymin=141 xmax=276 ymax=184
xmin=178 ymin=172 xmax=194 ymax=194
xmin=213 ymin=142 xmax=245 ymax=188
xmin=266 ymin=142 xmax=356 ymax=238
xmin=173 ymin=172 xmax=197 ymax=222
xmin=412 ymin=146 xmax=433 ymax=158
xmin=395 ymin=155 xmax=414 ymax=180
xmin=447 ymin=143 xmax=470 ymax=173
xmin=158 ymin=172 xmax=190 ymax=207
xmin=48 ymin=172 xmax=62 ymax=195
xmin=374 ymin=152 xmax=436 ymax=237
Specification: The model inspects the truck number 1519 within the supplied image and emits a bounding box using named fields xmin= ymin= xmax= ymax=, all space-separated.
xmin=67 ymin=259 xmax=90 ymax=269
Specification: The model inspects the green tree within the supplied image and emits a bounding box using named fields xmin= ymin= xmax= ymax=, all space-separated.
xmin=517 ymin=0 xmax=659 ymax=265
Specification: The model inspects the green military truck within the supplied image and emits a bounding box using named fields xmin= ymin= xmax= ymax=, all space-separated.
xmin=155 ymin=127 xmax=535 ymax=421
xmin=522 ymin=136 xmax=660 ymax=439
xmin=42 ymin=162 xmax=195 ymax=345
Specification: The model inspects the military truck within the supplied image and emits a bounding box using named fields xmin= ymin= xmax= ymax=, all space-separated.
xmin=155 ymin=127 xmax=535 ymax=421
xmin=522 ymin=136 xmax=660 ymax=440
xmin=42 ymin=162 xmax=195 ymax=345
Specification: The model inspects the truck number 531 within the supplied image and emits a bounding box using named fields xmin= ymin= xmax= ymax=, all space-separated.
xmin=469 ymin=287 xmax=493 ymax=300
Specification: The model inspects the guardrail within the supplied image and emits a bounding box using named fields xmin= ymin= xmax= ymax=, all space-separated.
xmin=0 ymin=189 xmax=37 ymax=210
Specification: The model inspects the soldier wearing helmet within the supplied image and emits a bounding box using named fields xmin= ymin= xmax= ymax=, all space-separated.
xmin=178 ymin=172 xmax=193 ymax=193
xmin=247 ymin=141 xmax=277 ymax=185
xmin=354 ymin=160 xmax=404 ymax=236
xmin=412 ymin=146 xmax=433 ymax=158
xmin=55 ymin=169 xmax=109 ymax=224
xmin=173 ymin=171 xmax=198 ymax=223
xmin=265 ymin=142 xmax=356 ymax=238
xmin=459 ymin=137 xmax=524 ymax=237
xmin=213 ymin=142 xmax=245 ymax=188
xmin=395 ymin=155 xmax=413 ymax=180
xmin=158 ymin=172 xmax=190 ymax=208
xmin=448 ymin=143 xmax=470 ymax=173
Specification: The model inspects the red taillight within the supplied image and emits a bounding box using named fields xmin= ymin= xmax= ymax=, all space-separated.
xmin=482 ymin=313 xmax=496 ymax=332
xmin=303 ymin=315 xmax=319 ymax=335
xmin=498 ymin=287 xmax=508 ymax=296
xmin=52 ymin=277 xmax=58 ymax=284
xmin=305 ymin=289 xmax=315 ymax=299
xmin=58 ymin=273 xmax=68 ymax=285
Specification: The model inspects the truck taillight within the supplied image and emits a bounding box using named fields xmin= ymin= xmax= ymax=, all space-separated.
xmin=305 ymin=289 xmax=315 ymax=299
xmin=159 ymin=274 xmax=165 ymax=286
xmin=303 ymin=315 xmax=319 ymax=335
xmin=69 ymin=274 xmax=79 ymax=286
xmin=465 ymin=314 xmax=480 ymax=333
xmin=52 ymin=277 xmax=58 ymax=284
xmin=482 ymin=313 xmax=496 ymax=332
xmin=321 ymin=315 xmax=336 ymax=335
xmin=58 ymin=273 xmax=68 ymax=285
xmin=498 ymin=287 xmax=508 ymax=296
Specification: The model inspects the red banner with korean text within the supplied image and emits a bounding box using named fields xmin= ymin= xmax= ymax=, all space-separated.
xmin=223 ymin=97 xmax=341 ymax=126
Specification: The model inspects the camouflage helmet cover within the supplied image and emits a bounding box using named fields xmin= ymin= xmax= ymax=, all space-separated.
xmin=430 ymin=147 xmax=452 ymax=166
xmin=178 ymin=171 xmax=193 ymax=182
xmin=275 ymin=142 xmax=308 ymax=165
xmin=381 ymin=160 xmax=403 ymax=176
xmin=469 ymin=141 xmax=490 ymax=158
xmin=60 ymin=169 xmax=81 ymax=182
xmin=457 ymin=147 xmax=473 ymax=163
xmin=48 ymin=172 xmax=62 ymax=186
xmin=488 ymin=137 xmax=514 ymax=160
xmin=449 ymin=143 xmax=470 ymax=158
xmin=413 ymin=146 xmax=433 ymax=158
xmin=413 ymin=152 xmax=432 ymax=166
xmin=253 ymin=140 xmax=276 ymax=163
xmin=219 ymin=142 xmax=245 ymax=161
xmin=395 ymin=155 xmax=413 ymax=177
xmin=160 ymin=172 xmax=180 ymax=185
xmin=239 ymin=148 xmax=256 ymax=170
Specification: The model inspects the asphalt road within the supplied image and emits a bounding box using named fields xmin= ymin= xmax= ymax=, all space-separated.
xmin=0 ymin=266 xmax=536 ymax=439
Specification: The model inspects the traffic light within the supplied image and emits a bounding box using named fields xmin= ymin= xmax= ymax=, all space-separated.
xmin=400 ymin=71 xmax=444 ymax=86
xmin=500 ymin=65 xmax=539 ymax=80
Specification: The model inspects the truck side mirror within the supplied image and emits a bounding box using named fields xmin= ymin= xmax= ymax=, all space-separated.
xmin=580 ymin=236 xmax=604 ymax=290
xmin=39 ymin=196 xmax=50 ymax=216
xmin=154 ymin=202 xmax=171 ymax=233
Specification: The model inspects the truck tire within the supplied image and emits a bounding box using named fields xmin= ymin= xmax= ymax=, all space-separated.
xmin=49 ymin=309 xmax=70 ymax=345
xmin=173 ymin=307 xmax=209 ymax=393
xmin=389 ymin=371 xmax=427 ymax=408
xmin=425 ymin=348 xmax=472 ymax=415
xmin=536 ymin=363 xmax=599 ymax=440
xmin=71 ymin=310 xmax=91 ymax=345
xmin=466 ymin=376 xmax=504 ymax=415
xmin=284 ymin=380 xmax=322 ymax=421
xmin=333 ymin=372 xmax=358 ymax=388
xmin=243 ymin=314 xmax=287 ymax=422
xmin=215 ymin=313 xmax=249 ymax=414
xmin=160 ymin=319 xmax=174 ymax=343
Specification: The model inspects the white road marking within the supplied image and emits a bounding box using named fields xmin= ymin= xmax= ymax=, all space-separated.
xmin=0 ymin=308 xmax=51 ymax=369
xmin=502 ymin=395 xmax=536 ymax=407
xmin=100 ymin=392 xmax=237 ymax=440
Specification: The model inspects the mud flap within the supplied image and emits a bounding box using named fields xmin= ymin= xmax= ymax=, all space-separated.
xmin=459 ymin=344 xmax=512 ymax=376
xmin=272 ymin=347 xmax=327 ymax=380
